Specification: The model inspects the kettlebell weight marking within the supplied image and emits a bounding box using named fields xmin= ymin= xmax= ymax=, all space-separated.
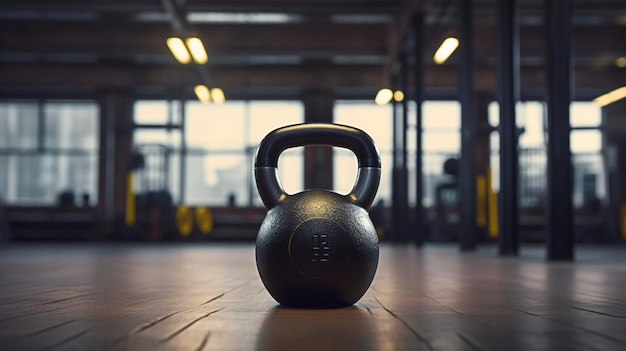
xmin=311 ymin=233 xmax=330 ymax=262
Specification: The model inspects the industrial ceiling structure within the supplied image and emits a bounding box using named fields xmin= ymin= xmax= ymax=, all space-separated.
xmin=0 ymin=0 xmax=625 ymax=101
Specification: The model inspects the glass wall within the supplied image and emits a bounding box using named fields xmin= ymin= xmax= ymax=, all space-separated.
xmin=0 ymin=101 xmax=100 ymax=206
xmin=422 ymin=101 xmax=461 ymax=207
xmin=488 ymin=101 xmax=604 ymax=208
xmin=333 ymin=100 xmax=461 ymax=207
xmin=132 ymin=100 xmax=304 ymax=207
xmin=333 ymin=101 xmax=393 ymax=204
xmin=570 ymin=102 xmax=604 ymax=207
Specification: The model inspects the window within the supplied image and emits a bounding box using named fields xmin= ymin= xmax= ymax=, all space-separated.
xmin=422 ymin=101 xmax=461 ymax=206
xmin=570 ymin=102 xmax=604 ymax=206
xmin=0 ymin=101 xmax=99 ymax=206
xmin=333 ymin=101 xmax=392 ymax=204
xmin=488 ymin=101 xmax=604 ymax=207
xmin=132 ymin=100 xmax=304 ymax=207
xmin=333 ymin=100 xmax=462 ymax=207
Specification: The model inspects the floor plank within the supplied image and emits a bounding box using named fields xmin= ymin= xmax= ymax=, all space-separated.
xmin=1 ymin=243 xmax=625 ymax=350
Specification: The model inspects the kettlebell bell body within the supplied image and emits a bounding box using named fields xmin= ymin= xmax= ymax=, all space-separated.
xmin=254 ymin=123 xmax=381 ymax=307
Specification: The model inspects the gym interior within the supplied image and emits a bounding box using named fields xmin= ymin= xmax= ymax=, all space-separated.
xmin=1 ymin=0 xmax=626 ymax=350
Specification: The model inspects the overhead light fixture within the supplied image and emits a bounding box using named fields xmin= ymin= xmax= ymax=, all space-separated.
xmin=593 ymin=86 xmax=626 ymax=107
xmin=194 ymin=85 xmax=212 ymax=103
xmin=211 ymin=88 xmax=226 ymax=104
xmin=166 ymin=37 xmax=191 ymax=64
xmin=616 ymin=56 xmax=626 ymax=68
xmin=393 ymin=90 xmax=404 ymax=102
xmin=375 ymin=88 xmax=393 ymax=105
xmin=186 ymin=37 xmax=208 ymax=64
xmin=433 ymin=37 xmax=459 ymax=64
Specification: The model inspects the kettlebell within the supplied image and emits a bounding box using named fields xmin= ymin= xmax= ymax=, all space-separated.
xmin=254 ymin=123 xmax=381 ymax=307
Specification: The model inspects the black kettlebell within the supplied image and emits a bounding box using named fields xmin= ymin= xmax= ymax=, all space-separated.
xmin=255 ymin=123 xmax=381 ymax=307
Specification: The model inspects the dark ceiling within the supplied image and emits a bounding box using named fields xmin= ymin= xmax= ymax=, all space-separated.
xmin=0 ymin=0 xmax=625 ymax=100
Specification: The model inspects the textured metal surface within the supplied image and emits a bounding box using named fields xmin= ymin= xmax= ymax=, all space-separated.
xmin=254 ymin=123 xmax=381 ymax=307
xmin=256 ymin=190 xmax=379 ymax=307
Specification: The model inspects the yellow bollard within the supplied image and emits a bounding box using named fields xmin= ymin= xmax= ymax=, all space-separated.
xmin=125 ymin=172 xmax=135 ymax=226
xmin=487 ymin=168 xmax=499 ymax=238
xmin=476 ymin=174 xmax=487 ymax=228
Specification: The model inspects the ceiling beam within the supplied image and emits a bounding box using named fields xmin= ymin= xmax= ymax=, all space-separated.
xmin=2 ymin=21 xmax=624 ymax=62
xmin=1 ymin=62 xmax=624 ymax=94
xmin=0 ymin=62 xmax=386 ymax=89
xmin=0 ymin=21 xmax=390 ymax=53
xmin=0 ymin=0 xmax=402 ymax=14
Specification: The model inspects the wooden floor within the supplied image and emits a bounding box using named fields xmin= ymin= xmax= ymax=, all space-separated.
xmin=1 ymin=243 xmax=626 ymax=350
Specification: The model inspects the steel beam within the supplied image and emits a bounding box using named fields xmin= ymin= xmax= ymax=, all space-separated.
xmin=545 ymin=0 xmax=574 ymax=261
xmin=412 ymin=15 xmax=425 ymax=246
xmin=497 ymin=0 xmax=520 ymax=256
xmin=458 ymin=0 xmax=477 ymax=251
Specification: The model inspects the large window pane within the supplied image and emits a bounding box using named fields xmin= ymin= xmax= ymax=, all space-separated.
xmin=186 ymin=101 xmax=246 ymax=151
xmin=0 ymin=100 xmax=100 ymax=206
xmin=422 ymin=101 xmax=461 ymax=206
xmin=134 ymin=129 xmax=181 ymax=149
xmin=488 ymin=101 xmax=605 ymax=208
xmin=333 ymin=101 xmax=392 ymax=203
xmin=571 ymin=102 xmax=603 ymax=207
xmin=423 ymin=101 xmax=460 ymax=129
xmin=132 ymin=100 xmax=304 ymax=206
xmin=423 ymin=133 xmax=460 ymax=153
xmin=0 ymin=102 xmax=39 ymax=149
xmin=249 ymin=101 xmax=304 ymax=199
xmin=571 ymin=130 xmax=602 ymax=153
xmin=571 ymin=101 xmax=601 ymax=127
xmin=0 ymin=154 xmax=98 ymax=205
xmin=134 ymin=100 xmax=170 ymax=124
xmin=132 ymin=101 xmax=183 ymax=204
xmin=44 ymin=102 xmax=99 ymax=150
xmin=185 ymin=153 xmax=247 ymax=206
xmin=248 ymin=101 xmax=304 ymax=144
xmin=517 ymin=102 xmax=545 ymax=148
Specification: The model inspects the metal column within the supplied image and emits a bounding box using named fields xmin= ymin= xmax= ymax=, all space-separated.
xmin=546 ymin=0 xmax=574 ymax=260
xmin=179 ymin=98 xmax=186 ymax=204
xmin=458 ymin=0 xmax=477 ymax=251
xmin=400 ymin=55 xmax=409 ymax=242
xmin=413 ymin=15 xmax=425 ymax=246
xmin=391 ymin=65 xmax=409 ymax=243
xmin=497 ymin=0 xmax=520 ymax=255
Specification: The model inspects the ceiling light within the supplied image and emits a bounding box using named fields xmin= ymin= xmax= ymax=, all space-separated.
xmin=433 ymin=37 xmax=459 ymax=64
xmin=187 ymin=12 xmax=295 ymax=24
xmin=393 ymin=90 xmax=404 ymax=102
xmin=211 ymin=88 xmax=225 ymax=104
xmin=593 ymin=86 xmax=626 ymax=107
xmin=616 ymin=56 xmax=626 ymax=68
xmin=186 ymin=37 xmax=208 ymax=64
xmin=375 ymin=88 xmax=393 ymax=105
xmin=194 ymin=85 xmax=211 ymax=103
xmin=166 ymin=37 xmax=191 ymax=64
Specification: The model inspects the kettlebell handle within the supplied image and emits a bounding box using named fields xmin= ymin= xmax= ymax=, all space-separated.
xmin=255 ymin=123 xmax=381 ymax=210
